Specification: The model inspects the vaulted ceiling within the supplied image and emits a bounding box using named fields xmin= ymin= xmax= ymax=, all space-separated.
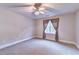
xmin=0 ymin=3 xmax=79 ymax=19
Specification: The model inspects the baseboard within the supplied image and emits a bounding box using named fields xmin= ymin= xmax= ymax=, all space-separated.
xmin=0 ymin=37 xmax=33 ymax=50
xmin=59 ymin=40 xmax=76 ymax=45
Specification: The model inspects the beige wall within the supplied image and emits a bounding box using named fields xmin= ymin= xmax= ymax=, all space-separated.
xmin=35 ymin=13 xmax=76 ymax=44
xmin=34 ymin=19 xmax=43 ymax=38
xmin=0 ymin=8 xmax=35 ymax=45
xmin=76 ymin=10 xmax=79 ymax=48
xmin=58 ymin=13 xmax=76 ymax=44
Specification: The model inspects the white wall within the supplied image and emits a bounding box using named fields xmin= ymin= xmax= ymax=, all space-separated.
xmin=34 ymin=19 xmax=43 ymax=38
xmin=0 ymin=8 xmax=35 ymax=45
xmin=35 ymin=13 xmax=76 ymax=44
xmin=59 ymin=13 xmax=76 ymax=44
xmin=76 ymin=10 xmax=79 ymax=48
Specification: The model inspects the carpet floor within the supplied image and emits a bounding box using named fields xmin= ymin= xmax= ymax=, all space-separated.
xmin=0 ymin=39 xmax=79 ymax=55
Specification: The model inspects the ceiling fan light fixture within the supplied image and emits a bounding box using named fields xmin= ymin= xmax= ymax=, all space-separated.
xmin=34 ymin=11 xmax=45 ymax=16
xmin=34 ymin=11 xmax=40 ymax=15
xmin=40 ymin=11 xmax=45 ymax=14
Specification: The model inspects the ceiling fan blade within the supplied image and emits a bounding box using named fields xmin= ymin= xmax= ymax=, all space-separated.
xmin=41 ymin=6 xmax=57 ymax=12
xmin=8 ymin=5 xmax=32 ymax=8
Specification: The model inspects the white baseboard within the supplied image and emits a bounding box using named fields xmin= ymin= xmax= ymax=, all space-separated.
xmin=0 ymin=37 xmax=32 ymax=49
xmin=59 ymin=40 xmax=76 ymax=45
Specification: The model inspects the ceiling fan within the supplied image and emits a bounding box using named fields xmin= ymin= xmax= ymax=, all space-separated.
xmin=9 ymin=3 xmax=54 ymax=16
xmin=33 ymin=3 xmax=45 ymax=15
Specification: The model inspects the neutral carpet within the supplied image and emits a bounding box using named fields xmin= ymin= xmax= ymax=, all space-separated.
xmin=0 ymin=39 xmax=79 ymax=55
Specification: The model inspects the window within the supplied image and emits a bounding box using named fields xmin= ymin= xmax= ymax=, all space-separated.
xmin=45 ymin=20 xmax=56 ymax=34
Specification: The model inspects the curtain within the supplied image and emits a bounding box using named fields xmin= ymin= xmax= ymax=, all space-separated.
xmin=43 ymin=20 xmax=49 ymax=39
xmin=51 ymin=18 xmax=59 ymax=42
xmin=43 ymin=18 xmax=59 ymax=41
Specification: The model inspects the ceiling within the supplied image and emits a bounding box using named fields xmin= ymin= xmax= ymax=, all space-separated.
xmin=0 ymin=3 xmax=79 ymax=19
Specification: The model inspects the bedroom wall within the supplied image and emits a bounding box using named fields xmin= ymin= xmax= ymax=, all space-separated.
xmin=58 ymin=13 xmax=76 ymax=44
xmin=34 ymin=19 xmax=43 ymax=38
xmin=35 ymin=13 xmax=76 ymax=44
xmin=0 ymin=8 xmax=35 ymax=46
xmin=75 ymin=10 xmax=79 ymax=48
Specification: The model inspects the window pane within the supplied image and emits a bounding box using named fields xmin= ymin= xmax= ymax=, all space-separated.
xmin=45 ymin=20 xmax=56 ymax=34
